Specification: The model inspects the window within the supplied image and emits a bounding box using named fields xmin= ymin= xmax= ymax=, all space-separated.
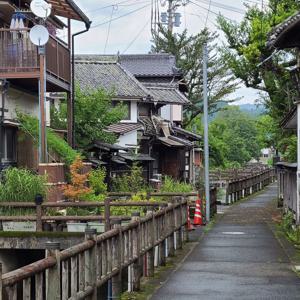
xmin=1 ymin=127 xmax=17 ymax=162
xmin=112 ymin=101 xmax=131 ymax=120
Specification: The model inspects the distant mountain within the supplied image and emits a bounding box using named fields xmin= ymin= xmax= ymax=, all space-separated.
xmin=239 ymin=104 xmax=266 ymax=116
xmin=208 ymin=102 xmax=266 ymax=122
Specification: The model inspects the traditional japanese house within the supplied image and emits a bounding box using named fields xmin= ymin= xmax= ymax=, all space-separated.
xmin=0 ymin=0 xmax=90 ymax=171
xmin=75 ymin=54 xmax=202 ymax=184
xmin=267 ymin=11 xmax=300 ymax=223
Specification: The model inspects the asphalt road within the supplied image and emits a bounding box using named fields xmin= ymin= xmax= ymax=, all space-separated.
xmin=151 ymin=183 xmax=300 ymax=300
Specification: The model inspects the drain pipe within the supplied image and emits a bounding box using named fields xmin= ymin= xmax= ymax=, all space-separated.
xmin=0 ymin=80 xmax=9 ymax=171
xmin=71 ymin=22 xmax=91 ymax=148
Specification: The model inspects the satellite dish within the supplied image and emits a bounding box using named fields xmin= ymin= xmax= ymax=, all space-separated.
xmin=30 ymin=0 xmax=52 ymax=19
xmin=29 ymin=25 xmax=49 ymax=46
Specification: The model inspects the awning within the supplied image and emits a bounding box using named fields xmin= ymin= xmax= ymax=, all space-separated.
xmin=173 ymin=126 xmax=202 ymax=141
xmin=106 ymin=123 xmax=143 ymax=135
xmin=118 ymin=153 xmax=155 ymax=162
xmin=111 ymin=156 xmax=127 ymax=164
xmin=157 ymin=137 xmax=185 ymax=147
xmin=88 ymin=141 xmax=128 ymax=152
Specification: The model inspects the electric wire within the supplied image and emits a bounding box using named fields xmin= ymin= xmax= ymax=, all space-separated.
xmin=122 ymin=18 xmax=151 ymax=53
xmin=90 ymin=3 xmax=152 ymax=29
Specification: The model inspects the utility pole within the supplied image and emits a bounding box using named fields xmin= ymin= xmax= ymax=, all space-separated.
xmin=203 ymin=42 xmax=210 ymax=223
xmin=167 ymin=0 xmax=174 ymax=33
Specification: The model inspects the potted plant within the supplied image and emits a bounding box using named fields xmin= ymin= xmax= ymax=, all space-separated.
xmin=0 ymin=168 xmax=47 ymax=232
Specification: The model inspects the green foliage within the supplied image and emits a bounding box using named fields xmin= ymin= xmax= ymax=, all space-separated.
xmin=151 ymin=26 xmax=238 ymax=125
xmin=281 ymin=211 xmax=300 ymax=243
xmin=256 ymin=114 xmax=278 ymax=149
xmin=112 ymin=163 xmax=146 ymax=194
xmin=83 ymin=168 xmax=108 ymax=202
xmin=17 ymin=112 xmax=78 ymax=165
xmin=160 ymin=176 xmax=193 ymax=193
xmin=209 ymin=107 xmax=262 ymax=168
xmin=278 ymin=135 xmax=297 ymax=163
xmin=0 ymin=168 xmax=47 ymax=216
xmin=51 ymin=86 xmax=127 ymax=150
xmin=217 ymin=0 xmax=299 ymax=123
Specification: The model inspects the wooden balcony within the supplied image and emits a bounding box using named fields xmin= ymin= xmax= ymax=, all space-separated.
xmin=0 ymin=29 xmax=71 ymax=92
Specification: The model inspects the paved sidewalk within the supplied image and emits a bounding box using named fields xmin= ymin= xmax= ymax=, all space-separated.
xmin=151 ymin=183 xmax=300 ymax=300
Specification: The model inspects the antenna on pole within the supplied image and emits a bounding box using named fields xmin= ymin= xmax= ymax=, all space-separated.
xmin=29 ymin=0 xmax=51 ymax=163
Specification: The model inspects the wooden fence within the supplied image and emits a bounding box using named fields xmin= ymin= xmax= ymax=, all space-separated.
xmin=0 ymin=199 xmax=187 ymax=299
xmin=225 ymin=168 xmax=275 ymax=204
xmin=0 ymin=191 xmax=216 ymax=232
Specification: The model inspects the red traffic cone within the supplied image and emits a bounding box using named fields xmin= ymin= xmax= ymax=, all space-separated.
xmin=193 ymin=197 xmax=203 ymax=226
xmin=187 ymin=206 xmax=194 ymax=231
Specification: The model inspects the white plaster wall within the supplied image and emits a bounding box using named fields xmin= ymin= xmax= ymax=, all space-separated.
xmin=160 ymin=104 xmax=183 ymax=122
xmin=117 ymin=130 xmax=138 ymax=148
xmin=1 ymin=87 xmax=50 ymax=125
xmin=172 ymin=104 xmax=182 ymax=122
xmin=121 ymin=101 xmax=137 ymax=123
xmin=160 ymin=105 xmax=171 ymax=121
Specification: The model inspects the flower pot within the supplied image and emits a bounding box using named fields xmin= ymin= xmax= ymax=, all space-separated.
xmin=66 ymin=222 xmax=87 ymax=232
xmin=87 ymin=222 xmax=105 ymax=233
xmin=2 ymin=221 xmax=36 ymax=232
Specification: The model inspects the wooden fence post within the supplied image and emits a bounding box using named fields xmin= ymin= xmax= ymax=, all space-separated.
xmin=111 ymin=220 xmax=122 ymax=299
xmin=0 ymin=263 xmax=2 ymax=300
xmin=105 ymin=198 xmax=111 ymax=232
xmin=167 ymin=199 xmax=175 ymax=257
xmin=131 ymin=212 xmax=141 ymax=291
xmin=159 ymin=205 xmax=167 ymax=266
xmin=45 ymin=242 xmax=61 ymax=300
xmin=84 ymin=228 xmax=97 ymax=300
xmin=146 ymin=209 xmax=155 ymax=277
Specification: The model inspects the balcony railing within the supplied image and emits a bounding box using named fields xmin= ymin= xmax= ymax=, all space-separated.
xmin=0 ymin=28 xmax=70 ymax=85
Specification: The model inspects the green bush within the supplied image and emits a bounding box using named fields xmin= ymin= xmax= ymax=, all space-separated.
xmin=112 ymin=163 xmax=146 ymax=194
xmin=160 ymin=176 xmax=194 ymax=193
xmin=0 ymin=168 xmax=47 ymax=216
xmin=17 ymin=112 xmax=78 ymax=165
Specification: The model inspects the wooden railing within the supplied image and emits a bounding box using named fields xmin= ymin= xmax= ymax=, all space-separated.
xmin=0 ymin=191 xmax=216 ymax=232
xmin=224 ymin=168 xmax=275 ymax=204
xmin=0 ymin=29 xmax=71 ymax=83
xmin=0 ymin=199 xmax=188 ymax=299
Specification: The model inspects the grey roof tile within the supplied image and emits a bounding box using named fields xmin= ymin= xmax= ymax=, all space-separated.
xmin=119 ymin=54 xmax=181 ymax=77
xmin=267 ymin=11 xmax=300 ymax=48
xmin=74 ymin=60 xmax=151 ymax=99
xmin=106 ymin=123 xmax=142 ymax=134
xmin=145 ymin=83 xmax=190 ymax=104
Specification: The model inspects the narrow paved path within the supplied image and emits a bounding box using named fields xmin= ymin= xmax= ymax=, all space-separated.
xmin=151 ymin=183 xmax=300 ymax=300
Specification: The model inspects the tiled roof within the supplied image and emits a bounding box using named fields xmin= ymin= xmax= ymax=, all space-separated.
xmin=173 ymin=126 xmax=202 ymax=141
xmin=74 ymin=60 xmax=151 ymax=100
xmin=267 ymin=11 xmax=300 ymax=48
xmin=119 ymin=54 xmax=182 ymax=77
xmin=145 ymin=83 xmax=190 ymax=105
xmin=139 ymin=116 xmax=157 ymax=136
xmin=106 ymin=123 xmax=142 ymax=135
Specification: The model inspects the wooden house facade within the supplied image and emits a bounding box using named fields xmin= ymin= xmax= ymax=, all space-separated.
xmin=0 ymin=0 xmax=90 ymax=172
xmin=75 ymin=54 xmax=202 ymax=186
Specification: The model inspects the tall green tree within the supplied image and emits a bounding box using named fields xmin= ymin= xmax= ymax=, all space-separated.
xmin=217 ymin=0 xmax=300 ymax=123
xmin=51 ymin=87 xmax=126 ymax=150
xmin=151 ymin=26 xmax=239 ymax=125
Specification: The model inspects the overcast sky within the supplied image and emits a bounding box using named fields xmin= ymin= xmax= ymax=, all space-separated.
xmin=65 ymin=0 xmax=267 ymax=105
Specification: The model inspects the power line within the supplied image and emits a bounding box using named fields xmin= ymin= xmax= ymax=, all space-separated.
xmin=84 ymin=0 xmax=149 ymax=14
xmin=122 ymin=19 xmax=151 ymax=53
xmin=205 ymin=0 xmax=212 ymax=27
xmin=90 ymin=3 xmax=152 ymax=29
xmin=193 ymin=0 xmax=245 ymax=15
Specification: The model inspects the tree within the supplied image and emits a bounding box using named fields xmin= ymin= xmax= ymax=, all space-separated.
xmin=51 ymin=86 xmax=127 ymax=150
xmin=217 ymin=0 xmax=300 ymax=123
xmin=209 ymin=107 xmax=262 ymax=167
xmin=151 ymin=26 xmax=239 ymax=125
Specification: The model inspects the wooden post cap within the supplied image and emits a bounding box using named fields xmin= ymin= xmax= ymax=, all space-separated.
xmin=45 ymin=242 xmax=60 ymax=250
xmin=85 ymin=228 xmax=97 ymax=235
